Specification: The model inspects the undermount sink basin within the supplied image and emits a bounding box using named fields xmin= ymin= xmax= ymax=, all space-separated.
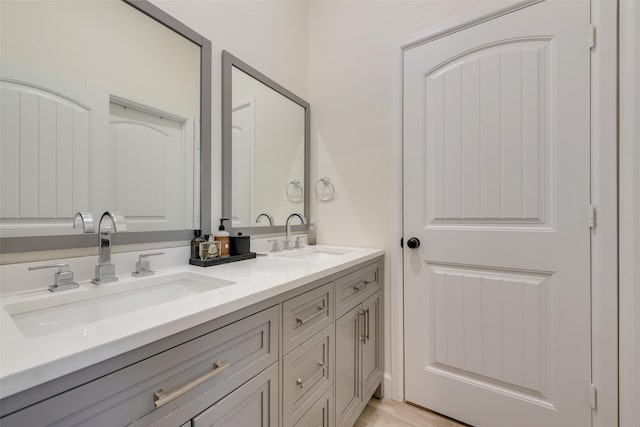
xmin=274 ymin=247 xmax=354 ymax=262
xmin=4 ymin=272 xmax=234 ymax=338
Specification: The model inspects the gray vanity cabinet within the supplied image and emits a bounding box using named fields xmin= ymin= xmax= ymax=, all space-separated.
xmin=335 ymin=305 xmax=362 ymax=427
xmin=335 ymin=290 xmax=383 ymax=427
xmin=0 ymin=306 xmax=279 ymax=427
xmin=361 ymin=292 xmax=382 ymax=400
xmin=191 ymin=363 xmax=279 ymax=427
xmin=293 ymin=389 xmax=332 ymax=427
xmin=0 ymin=256 xmax=383 ymax=427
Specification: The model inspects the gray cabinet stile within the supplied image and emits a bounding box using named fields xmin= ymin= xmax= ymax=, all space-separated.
xmin=0 ymin=256 xmax=383 ymax=427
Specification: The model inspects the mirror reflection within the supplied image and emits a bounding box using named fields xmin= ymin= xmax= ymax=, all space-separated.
xmin=223 ymin=51 xmax=309 ymax=234
xmin=231 ymin=67 xmax=306 ymax=228
xmin=0 ymin=0 xmax=201 ymax=239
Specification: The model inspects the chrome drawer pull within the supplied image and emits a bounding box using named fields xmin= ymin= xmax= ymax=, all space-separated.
xmin=353 ymin=279 xmax=373 ymax=292
xmin=359 ymin=310 xmax=366 ymax=342
xmin=296 ymin=305 xmax=327 ymax=325
xmin=296 ymin=361 xmax=325 ymax=389
xmin=153 ymin=361 xmax=230 ymax=408
xmin=365 ymin=308 xmax=370 ymax=343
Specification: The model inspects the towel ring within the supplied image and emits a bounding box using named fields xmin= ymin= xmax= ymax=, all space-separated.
xmin=286 ymin=180 xmax=304 ymax=202
xmin=315 ymin=177 xmax=335 ymax=201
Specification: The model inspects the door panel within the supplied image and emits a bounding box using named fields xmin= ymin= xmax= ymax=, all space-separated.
xmin=335 ymin=306 xmax=361 ymax=427
xmin=361 ymin=292 xmax=382 ymax=398
xmin=403 ymin=1 xmax=591 ymax=426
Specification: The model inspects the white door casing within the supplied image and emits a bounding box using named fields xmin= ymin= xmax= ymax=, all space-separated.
xmin=231 ymin=97 xmax=255 ymax=228
xmin=403 ymin=1 xmax=591 ymax=426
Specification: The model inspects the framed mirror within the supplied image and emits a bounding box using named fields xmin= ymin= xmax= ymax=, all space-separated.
xmin=222 ymin=51 xmax=310 ymax=236
xmin=0 ymin=0 xmax=212 ymax=253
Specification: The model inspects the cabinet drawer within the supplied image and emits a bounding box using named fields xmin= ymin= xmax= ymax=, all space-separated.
xmin=282 ymin=325 xmax=334 ymax=427
xmin=2 ymin=306 xmax=279 ymax=427
xmin=282 ymin=281 xmax=333 ymax=354
xmin=335 ymin=262 xmax=380 ymax=318
xmin=192 ymin=363 xmax=278 ymax=427
xmin=293 ymin=388 xmax=332 ymax=427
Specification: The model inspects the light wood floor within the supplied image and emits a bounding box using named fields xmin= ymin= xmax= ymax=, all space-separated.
xmin=354 ymin=397 xmax=470 ymax=427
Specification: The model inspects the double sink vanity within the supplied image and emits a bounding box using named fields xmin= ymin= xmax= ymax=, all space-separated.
xmin=0 ymin=246 xmax=384 ymax=427
xmin=0 ymin=1 xmax=383 ymax=426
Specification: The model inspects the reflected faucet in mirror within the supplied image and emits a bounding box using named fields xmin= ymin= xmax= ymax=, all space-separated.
xmin=73 ymin=212 xmax=95 ymax=233
xmin=285 ymin=213 xmax=306 ymax=250
xmin=92 ymin=211 xmax=127 ymax=285
xmin=255 ymin=213 xmax=274 ymax=226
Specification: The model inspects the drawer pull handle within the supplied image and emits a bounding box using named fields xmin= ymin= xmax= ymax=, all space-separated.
xmin=153 ymin=361 xmax=230 ymax=408
xmin=296 ymin=361 xmax=326 ymax=389
xmin=296 ymin=305 xmax=327 ymax=325
xmin=359 ymin=310 xmax=366 ymax=342
xmin=353 ymin=279 xmax=373 ymax=292
xmin=365 ymin=308 xmax=370 ymax=343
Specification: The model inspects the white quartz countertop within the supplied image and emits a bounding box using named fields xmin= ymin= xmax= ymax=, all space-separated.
xmin=0 ymin=245 xmax=383 ymax=399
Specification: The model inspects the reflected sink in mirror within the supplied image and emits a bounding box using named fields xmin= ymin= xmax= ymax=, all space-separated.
xmin=4 ymin=272 xmax=234 ymax=338
xmin=273 ymin=247 xmax=354 ymax=262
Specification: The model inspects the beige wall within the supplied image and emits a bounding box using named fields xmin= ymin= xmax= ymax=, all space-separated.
xmin=307 ymin=0 xmax=488 ymax=383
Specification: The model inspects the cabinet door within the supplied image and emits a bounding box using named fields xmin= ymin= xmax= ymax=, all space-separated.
xmin=335 ymin=305 xmax=362 ymax=427
xmin=293 ymin=388 xmax=332 ymax=427
xmin=361 ymin=292 xmax=382 ymax=399
xmin=282 ymin=325 xmax=334 ymax=427
xmin=192 ymin=363 xmax=278 ymax=427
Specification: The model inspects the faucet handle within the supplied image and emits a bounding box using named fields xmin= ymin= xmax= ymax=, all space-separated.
xmin=132 ymin=252 xmax=164 ymax=277
xmin=294 ymin=236 xmax=304 ymax=249
xmin=267 ymin=239 xmax=282 ymax=253
xmin=28 ymin=263 xmax=79 ymax=292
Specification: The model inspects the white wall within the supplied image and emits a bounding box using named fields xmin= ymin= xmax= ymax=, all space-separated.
xmin=619 ymin=0 xmax=640 ymax=425
xmin=307 ymin=0 xmax=488 ymax=391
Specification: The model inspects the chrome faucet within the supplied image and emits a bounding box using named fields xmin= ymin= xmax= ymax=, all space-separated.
xmin=255 ymin=213 xmax=274 ymax=226
xmin=92 ymin=211 xmax=127 ymax=284
xmin=73 ymin=211 xmax=95 ymax=233
xmin=284 ymin=213 xmax=305 ymax=250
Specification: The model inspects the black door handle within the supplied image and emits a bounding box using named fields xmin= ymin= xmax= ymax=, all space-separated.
xmin=407 ymin=237 xmax=420 ymax=249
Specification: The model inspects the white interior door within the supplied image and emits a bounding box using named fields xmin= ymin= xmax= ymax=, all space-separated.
xmin=403 ymin=1 xmax=592 ymax=426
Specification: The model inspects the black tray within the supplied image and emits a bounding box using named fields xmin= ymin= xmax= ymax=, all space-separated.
xmin=189 ymin=252 xmax=257 ymax=267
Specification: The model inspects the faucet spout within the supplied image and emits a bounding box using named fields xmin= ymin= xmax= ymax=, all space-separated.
xmin=255 ymin=213 xmax=274 ymax=226
xmin=93 ymin=211 xmax=127 ymax=284
xmin=285 ymin=213 xmax=305 ymax=250
xmin=73 ymin=212 xmax=95 ymax=233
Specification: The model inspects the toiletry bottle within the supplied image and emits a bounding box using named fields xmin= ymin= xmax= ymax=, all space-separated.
xmin=308 ymin=219 xmax=317 ymax=245
xmin=214 ymin=218 xmax=231 ymax=257
xmin=206 ymin=234 xmax=219 ymax=259
xmin=191 ymin=230 xmax=206 ymax=260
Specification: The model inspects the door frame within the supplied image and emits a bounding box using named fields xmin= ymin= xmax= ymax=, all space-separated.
xmin=389 ymin=2 xmax=618 ymax=427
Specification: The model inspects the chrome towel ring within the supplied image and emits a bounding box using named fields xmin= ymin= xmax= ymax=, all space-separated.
xmin=315 ymin=177 xmax=335 ymax=201
xmin=286 ymin=180 xmax=304 ymax=202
